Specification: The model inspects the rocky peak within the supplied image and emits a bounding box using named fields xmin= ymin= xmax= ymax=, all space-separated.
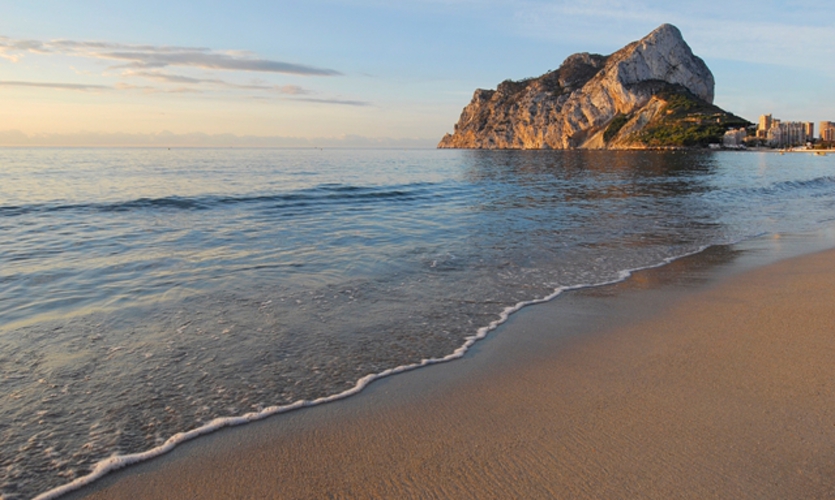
xmin=438 ymin=24 xmax=722 ymax=150
xmin=604 ymin=23 xmax=714 ymax=103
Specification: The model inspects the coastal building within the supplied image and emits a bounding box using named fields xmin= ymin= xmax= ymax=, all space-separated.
xmin=723 ymin=128 xmax=747 ymax=148
xmin=805 ymin=122 xmax=815 ymax=141
xmin=821 ymin=121 xmax=835 ymax=142
xmin=757 ymin=114 xmax=772 ymax=139
xmin=764 ymin=118 xmax=815 ymax=147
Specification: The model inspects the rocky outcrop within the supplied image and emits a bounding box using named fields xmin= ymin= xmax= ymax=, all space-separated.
xmin=438 ymin=24 xmax=729 ymax=149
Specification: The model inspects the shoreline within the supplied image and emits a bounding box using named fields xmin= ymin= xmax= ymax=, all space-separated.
xmin=437 ymin=146 xmax=832 ymax=152
xmin=65 ymin=229 xmax=835 ymax=499
xmin=34 ymin=246 xmax=715 ymax=500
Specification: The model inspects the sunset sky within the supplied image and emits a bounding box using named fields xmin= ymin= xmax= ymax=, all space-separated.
xmin=2 ymin=0 xmax=833 ymax=146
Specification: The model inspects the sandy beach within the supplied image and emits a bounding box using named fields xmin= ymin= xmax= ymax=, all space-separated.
xmin=67 ymin=240 xmax=835 ymax=499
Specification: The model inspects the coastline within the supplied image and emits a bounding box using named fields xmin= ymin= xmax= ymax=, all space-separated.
xmin=64 ymin=229 xmax=835 ymax=499
xmin=436 ymin=145 xmax=832 ymax=152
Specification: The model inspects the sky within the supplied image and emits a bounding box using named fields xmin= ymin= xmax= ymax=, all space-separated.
xmin=1 ymin=0 xmax=833 ymax=147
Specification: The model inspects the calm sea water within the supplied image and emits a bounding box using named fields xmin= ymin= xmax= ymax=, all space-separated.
xmin=2 ymin=148 xmax=834 ymax=499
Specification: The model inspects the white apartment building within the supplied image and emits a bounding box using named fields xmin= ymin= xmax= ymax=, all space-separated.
xmin=723 ymin=128 xmax=747 ymax=147
xmin=758 ymin=114 xmax=815 ymax=147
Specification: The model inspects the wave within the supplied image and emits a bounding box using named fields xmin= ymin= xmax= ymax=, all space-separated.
xmin=747 ymin=175 xmax=835 ymax=197
xmin=0 ymin=182 xmax=456 ymax=217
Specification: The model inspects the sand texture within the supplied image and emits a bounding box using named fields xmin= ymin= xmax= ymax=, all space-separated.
xmin=71 ymin=248 xmax=835 ymax=499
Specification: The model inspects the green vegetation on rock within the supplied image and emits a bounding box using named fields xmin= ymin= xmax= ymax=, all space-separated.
xmin=638 ymin=122 xmax=727 ymax=147
xmin=634 ymin=85 xmax=750 ymax=148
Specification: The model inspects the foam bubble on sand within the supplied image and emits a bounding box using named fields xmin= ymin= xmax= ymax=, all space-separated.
xmin=34 ymin=246 xmax=709 ymax=500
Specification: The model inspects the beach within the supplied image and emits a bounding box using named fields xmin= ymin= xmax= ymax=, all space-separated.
xmin=65 ymin=235 xmax=835 ymax=499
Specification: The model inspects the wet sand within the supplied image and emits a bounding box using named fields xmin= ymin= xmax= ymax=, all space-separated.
xmin=69 ymin=240 xmax=835 ymax=499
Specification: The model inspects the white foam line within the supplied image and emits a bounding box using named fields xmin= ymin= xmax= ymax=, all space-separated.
xmin=34 ymin=245 xmax=710 ymax=500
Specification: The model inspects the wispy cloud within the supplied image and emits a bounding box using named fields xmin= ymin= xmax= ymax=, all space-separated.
xmin=100 ymin=49 xmax=340 ymax=75
xmin=113 ymin=82 xmax=204 ymax=94
xmin=277 ymin=85 xmax=309 ymax=95
xmin=0 ymin=36 xmax=370 ymax=104
xmin=0 ymin=36 xmax=341 ymax=76
xmin=291 ymin=97 xmax=371 ymax=106
xmin=0 ymin=80 xmax=111 ymax=91
xmin=0 ymin=79 xmax=209 ymax=94
xmin=124 ymin=71 xmax=217 ymax=84
xmin=121 ymin=70 xmax=313 ymax=94
xmin=0 ymin=76 xmax=324 ymax=98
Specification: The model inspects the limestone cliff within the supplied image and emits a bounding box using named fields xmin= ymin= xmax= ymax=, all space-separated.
xmin=438 ymin=24 xmax=744 ymax=150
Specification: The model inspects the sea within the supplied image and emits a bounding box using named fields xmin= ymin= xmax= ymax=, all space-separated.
xmin=2 ymin=148 xmax=834 ymax=499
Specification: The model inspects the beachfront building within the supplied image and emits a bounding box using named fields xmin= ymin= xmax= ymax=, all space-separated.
xmin=757 ymin=114 xmax=772 ymax=139
xmin=821 ymin=121 xmax=835 ymax=142
xmin=805 ymin=122 xmax=815 ymax=141
xmin=765 ymin=119 xmax=815 ymax=147
xmin=723 ymin=128 xmax=747 ymax=148
xmin=757 ymin=114 xmax=816 ymax=147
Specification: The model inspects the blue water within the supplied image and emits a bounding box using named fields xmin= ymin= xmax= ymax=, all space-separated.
xmin=1 ymin=148 xmax=834 ymax=499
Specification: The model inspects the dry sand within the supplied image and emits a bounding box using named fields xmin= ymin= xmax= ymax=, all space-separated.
xmin=70 ymin=245 xmax=835 ymax=499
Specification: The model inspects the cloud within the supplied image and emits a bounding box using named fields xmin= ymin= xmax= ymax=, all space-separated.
xmin=290 ymin=97 xmax=371 ymax=106
xmin=125 ymin=71 xmax=214 ymax=84
xmin=114 ymin=82 xmax=204 ymax=94
xmin=0 ymin=36 xmax=341 ymax=76
xmin=122 ymin=70 xmax=313 ymax=94
xmin=0 ymin=80 xmax=111 ymax=91
xmin=276 ymin=85 xmax=308 ymax=95
xmin=0 ymin=37 xmax=49 ymax=60
xmin=102 ymin=50 xmax=341 ymax=75
xmin=0 ymin=78 xmax=363 ymax=101
xmin=0 ymin=79 xmax=205 ymax=94
xmin=0 ymin=36 xmax=366 ymax=104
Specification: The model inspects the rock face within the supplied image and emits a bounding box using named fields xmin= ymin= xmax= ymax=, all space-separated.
xmin=438 ymin=24 xmax=721 ymax=149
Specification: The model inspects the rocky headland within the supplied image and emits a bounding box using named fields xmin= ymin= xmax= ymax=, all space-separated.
xmin=438 ymin=24 xmax=748 ymax=150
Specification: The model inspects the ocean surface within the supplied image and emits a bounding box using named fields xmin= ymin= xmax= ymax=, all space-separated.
xmin=2 ymin=148 xmax=834 ymax=499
